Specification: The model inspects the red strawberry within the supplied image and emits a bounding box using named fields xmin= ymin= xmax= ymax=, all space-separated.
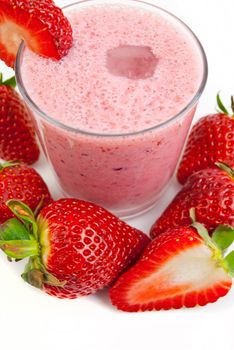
xmin=0 ymin=0 xmax=73 ymax=67
xmin=177 ymin=94 xmax=234 ymax=184
xmin=110 ymin=222 xmax=234 ymax=312
xmin=0 ymin=199 xmax=149 ymax=299
xmin=0 ymin=162 xmax=51 ymax=224
xmin=0 ymin=74 xmax=40 ymax=164
xmin=151 ymin=162 xmax=234 ymax=239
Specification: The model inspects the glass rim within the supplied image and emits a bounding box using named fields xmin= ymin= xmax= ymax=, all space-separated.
xmin=15 ymin=0 xmax=208 ymax=138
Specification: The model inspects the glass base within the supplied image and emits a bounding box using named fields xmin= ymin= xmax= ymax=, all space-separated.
xmin=60 ymin=181 xmax=170 ymax=220
xmin=114 ymin=183 xmax=170 ymax=220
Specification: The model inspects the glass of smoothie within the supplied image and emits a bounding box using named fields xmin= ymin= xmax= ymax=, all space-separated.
xmin=15 ymin=0 xmax=208 ymax=218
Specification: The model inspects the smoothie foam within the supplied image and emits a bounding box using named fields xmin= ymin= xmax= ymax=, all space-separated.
xmin=21 ymin=4 xmax=202 ymax=134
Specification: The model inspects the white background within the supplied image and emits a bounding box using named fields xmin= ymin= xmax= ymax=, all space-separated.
xmin=0 ymin=1 xmax=234 ymax=349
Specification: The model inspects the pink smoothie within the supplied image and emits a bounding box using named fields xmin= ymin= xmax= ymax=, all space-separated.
xmin=19 ymin=1 xmax=206 ymax=217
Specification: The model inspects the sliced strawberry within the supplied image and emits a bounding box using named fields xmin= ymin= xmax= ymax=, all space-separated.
xmin=110 ymin=223 xmax=234 ymax=312
xmin=0 ymin=0 xmax=73 ymax=67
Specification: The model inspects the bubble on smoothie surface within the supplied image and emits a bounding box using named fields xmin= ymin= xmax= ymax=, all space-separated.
xmin=106 ymin=45 xmax=157 ymax=80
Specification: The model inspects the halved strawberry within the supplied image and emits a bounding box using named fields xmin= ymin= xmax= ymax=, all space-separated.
xmin=0 ymin=0 xmax=73 ymax=67
xmin=110 ymin=219 xmax=234 ymax=312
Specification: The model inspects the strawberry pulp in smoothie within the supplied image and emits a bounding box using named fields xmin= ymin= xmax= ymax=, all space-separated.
xmin=18 ymin=0 xmax=207 ymax=217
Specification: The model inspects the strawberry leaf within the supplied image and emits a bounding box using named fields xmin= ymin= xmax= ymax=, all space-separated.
xmin=0 ymin=161 xmax=20 ymax=171
xmin=191 ymin=221 xmax=217 ymax=250
xmin=6 ymin=200 xmax=38 ymax=239
xmin=231 ymin=96 xmax=234 ymax=115
xmin=0 ymin=239 xmax=38 ymax=259
xmin=0 ymin=218 xmax=31 ymax=241
xmin=22 ymin=256 xmax=66 ymax=289
xmin=190 ymin=208 xmax=219 ymax=250
xmin=189 ymin=207 xmax=196 ymax=223
xmin=21 ymin=269 xmax=45 ymax=289
xmin=0 ymin=73 xmax=16 ymax=88
xmin=212 ymin=225 xmax=234 ymax=250
xmin=217 ymin=93 xmax=229 ymax=115
xmin=3 ymin=76 xmax=16 ymax=88
xmin=224 ymin=251 xmax=234 ymax=277
xmin=33 ymin=195 xmax=45 ymax=218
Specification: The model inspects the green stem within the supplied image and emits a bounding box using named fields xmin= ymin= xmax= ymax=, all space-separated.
xmin=189 ymin=208 xmax=196 ymax=223
xmin=190 ymin=208 xmax=220 ymax=251
xmin=216 ymin=93 xmax=234 ymax=118
xmin=189 ymin=210 xmax=234 ymax=278
xmin=231 ymin=96 xmax=234 ymax=116
xmin=33 ymin=195 xmax=45 ymax=218
xmin=217 ymin=92 xmax=229 ymax=115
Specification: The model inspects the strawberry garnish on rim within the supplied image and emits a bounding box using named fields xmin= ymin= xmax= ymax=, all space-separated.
xmin=0 ymin=0 xmax=73 ymax=68
xmin=110 ymin=210 xmax=234 ymax=312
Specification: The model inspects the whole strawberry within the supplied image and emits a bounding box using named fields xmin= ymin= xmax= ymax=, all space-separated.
xmin=0 ymin=162 xmax=51 ymax=224
xmin=151 ymin=162 xmax=234 ymax=239
xmin=0 ymin=0 xmax=73 ymax=67
xmin=0 ymin=199 xmax=149 ymax=299
xmin=177 ymin=94 xmax=234 ymax=184
xmin=110 ymin=221 xmax=234 ymax=312
xmin=0 ymin=74 xmax=40 ymax=164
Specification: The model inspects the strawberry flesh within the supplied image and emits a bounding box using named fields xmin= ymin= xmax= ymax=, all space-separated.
xmin=110 ymin=228 xmax=232 ymax=312
xmin=0 ymin=0 xmax=73 ymax=67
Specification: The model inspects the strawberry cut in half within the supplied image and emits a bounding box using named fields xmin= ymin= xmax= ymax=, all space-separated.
xmin=110 ymin=213 xmax=234 ymax=312
xmin=0 ymin=0 xmax=73 ymax=67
